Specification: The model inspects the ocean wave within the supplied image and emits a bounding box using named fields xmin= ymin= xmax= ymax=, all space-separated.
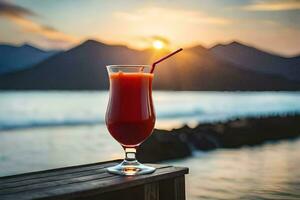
xmin=1 ymin=110 xmax=300 ymax=131
xmin=0 ymin=110 xmax=206 ymax=131
xmin=158 ymin=109 xmax=204 ymax=118
xmin=0 ymin=119 xmax=104 ymax=131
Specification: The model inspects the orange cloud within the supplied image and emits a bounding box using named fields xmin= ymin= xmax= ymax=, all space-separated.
xmin=105 ymin=7 xmax=232 ymax=50
xmin=243 ymin=0 xmax=300 ymax=11
xmin=9 ymin=16 xmax=78 ymax=44
xmin=0 ymin=1 xmax=78 ymax=47
xmin=114 ymin=7 xmax=232 ymax=26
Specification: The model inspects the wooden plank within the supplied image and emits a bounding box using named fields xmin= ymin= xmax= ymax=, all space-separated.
xmin=0 ymin=160 xmax=188 ymax=200
xmin=0 ymin=169 xmax=113 ymax=194
xmin=174 ymin=176 xmax=186 ymax=200
xmin=0 ymin=164 xmax=113 ymax=189
xmin=1 ymin=168 xmax=187 ymax=200
xmin=159 ymin=178 xmax=175 ymax=200
xmin=0 ymin=160 xmax=120 ymax=184
xmin=0 ymin=165 xmax=170 ymax=194
xmin=0 ymin=166 xmax=174 ymax=196
xmin=144 ymin=182 xmax=159 ymax=200
xmin=74 ymin=185 xmax=145 ymax=200
xmin=159 ymin=176 xmax=186 ymax=200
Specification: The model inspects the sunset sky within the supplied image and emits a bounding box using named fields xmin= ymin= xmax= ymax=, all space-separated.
xmin=0 ymin=0 xmax=299 ymax=56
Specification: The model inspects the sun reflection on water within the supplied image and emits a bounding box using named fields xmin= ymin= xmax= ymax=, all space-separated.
xmin=169 ymin=139 xmax=300 ymax=200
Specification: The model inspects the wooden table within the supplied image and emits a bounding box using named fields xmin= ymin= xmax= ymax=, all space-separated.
xmin=0 ymin=160 xmax=189 ymax=200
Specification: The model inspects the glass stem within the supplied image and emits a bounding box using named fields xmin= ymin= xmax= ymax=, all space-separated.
xmin=124 ymin=147 xmax=137 ymax=162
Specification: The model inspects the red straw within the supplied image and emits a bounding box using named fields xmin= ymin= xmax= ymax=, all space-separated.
xmin=150 ymin=48 xmax=183 ymax=73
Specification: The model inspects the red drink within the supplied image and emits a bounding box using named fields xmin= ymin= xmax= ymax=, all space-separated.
xmin=105 ymin=50 xmax=182 ymax=175
xmin=106 ymin=72 xmax=155 ymax=147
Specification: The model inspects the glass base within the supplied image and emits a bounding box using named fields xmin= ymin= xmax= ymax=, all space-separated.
xmin=107 ymin=160 xmax=156 ymax=176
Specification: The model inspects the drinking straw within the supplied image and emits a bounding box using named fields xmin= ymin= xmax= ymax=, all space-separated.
xmin=150 ymin=48 xmax=183 ymax=73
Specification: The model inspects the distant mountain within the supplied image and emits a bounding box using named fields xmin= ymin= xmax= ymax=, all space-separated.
xmin=0 ymin=40 xmax=150 ymax=90
xmin=0 ymin=43 xmax=60 ymax=74
xmin=0 ymin=40 xmax=299 ymax=91
xmin=210 ymin=41 xmax=300 ymax=81
xmin=153 ymin=45 xmax=300 ymax=91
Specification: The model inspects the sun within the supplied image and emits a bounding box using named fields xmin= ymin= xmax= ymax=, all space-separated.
xmin=152 ymin=40 xmax=164 ymax=49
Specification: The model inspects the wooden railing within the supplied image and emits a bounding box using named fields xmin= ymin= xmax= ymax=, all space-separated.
xmin=0 ymin=160 xmax=189 ymax=200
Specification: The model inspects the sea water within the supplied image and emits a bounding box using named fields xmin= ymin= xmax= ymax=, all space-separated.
xmin=0 ymin=91 xmax=300 ymax=199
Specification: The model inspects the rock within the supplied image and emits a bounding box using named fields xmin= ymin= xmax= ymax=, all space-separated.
xmin=189 ymin=132 xmax=221 ymax=150
xmin=195 ymin=115 xmax=300 ymax=149
xmin=137 ymin=129 xmax=192 ymax=163
xmin=137 ymin=115 xmax=300 ymax=162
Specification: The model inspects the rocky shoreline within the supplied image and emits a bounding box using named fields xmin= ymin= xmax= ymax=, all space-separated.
xmin=137 ymin=114 xmax=300 ymax=162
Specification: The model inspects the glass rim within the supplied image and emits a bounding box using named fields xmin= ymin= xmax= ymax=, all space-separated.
xmin=106 ymin=65 xmax=150 ymax=68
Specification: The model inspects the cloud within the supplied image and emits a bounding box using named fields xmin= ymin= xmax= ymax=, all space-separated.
xmin=114 ymin=7 xmax=232 ymax=26
xmin=243 ymin=0 xmax=300 ymax=11
xmin=0 ymin=0 xmax=36 ymax=18
xmin=106 ymin=6 xmax=233 ymax=50
xmin=9 ymin=16 xmax=78 ymax=44
xmin=0 ymin=1 xmax=78 ymax=47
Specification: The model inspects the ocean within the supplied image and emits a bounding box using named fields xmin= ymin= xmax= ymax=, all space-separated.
xmin=1 ymin=91 xmax=300 ymax=199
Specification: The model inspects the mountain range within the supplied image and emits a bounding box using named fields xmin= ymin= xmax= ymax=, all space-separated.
xmin=0 ymin=44 xmax=59 ymax=74
xmin=210 ymin=41 xmax=300 ymax=81
xmin=0 ymin=40 xmax=299 ymax=91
